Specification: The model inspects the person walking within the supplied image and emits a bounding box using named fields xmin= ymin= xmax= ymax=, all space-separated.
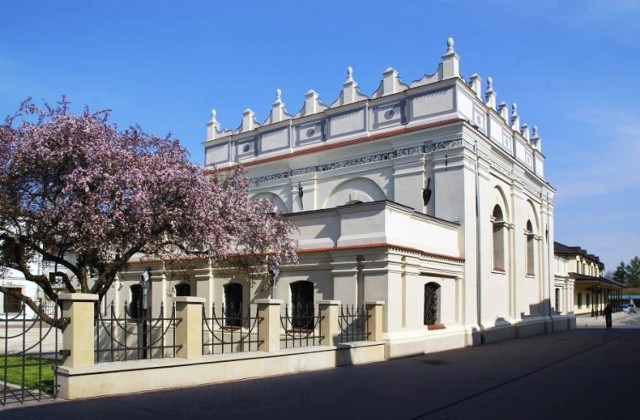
xmin=604 ymin=303 xmax=613 ymax=329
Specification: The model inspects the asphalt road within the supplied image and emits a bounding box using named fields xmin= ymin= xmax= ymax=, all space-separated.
xmin=3 ymin=312 xmax=639 ymax=419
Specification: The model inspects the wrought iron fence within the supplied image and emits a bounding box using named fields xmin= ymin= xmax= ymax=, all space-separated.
xmin=95 ymin=301 xmax=180 ymax=362
xmin=280 ymin=304 xmax=323 ymax=349
xmin=202 ymin=304 xmax=262 ymax=355
xmin=338 ymin=304 xmax=370 ymax=343
xmin=1 ymin=302 xmax=60 ymax=405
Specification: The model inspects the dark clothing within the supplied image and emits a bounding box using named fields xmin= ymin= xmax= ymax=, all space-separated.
xmin=604 ymin=306 xmax=613 ymax=329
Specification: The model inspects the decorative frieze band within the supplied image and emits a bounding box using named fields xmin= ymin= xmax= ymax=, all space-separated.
xmin=251 ymin=139 xmax=464 ymax=186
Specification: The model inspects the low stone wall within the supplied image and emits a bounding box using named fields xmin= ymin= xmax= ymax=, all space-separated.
xmin=57 ymin=341 xmax=385 ymax=399
xmin=56 ymin=294 xmax=386 ymax=400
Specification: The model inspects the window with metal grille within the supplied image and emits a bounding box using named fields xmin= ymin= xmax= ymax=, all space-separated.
xmin=424 ymin=282 xmax=440 ymax=326
xmin=2 ymin=288 xmax=22 ymax=313
xmin=223 ymin=283 xmax=243 ymax=327
xmin=290 ymin=281 xmax=314 ymax=330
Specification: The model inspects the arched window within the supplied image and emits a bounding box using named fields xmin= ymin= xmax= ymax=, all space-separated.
xmin=492 ymin=205 xmax=506 ymax=271
xmin=129 ymin=285 xmax=143 ymax=318
xmin=224 ymin=283 xmax=243 ymax=327
xmin=290 ymin=281 xmax=314 ymax=330
xmin=424 ymin=282 xmax=441 ymax=326
xmin=526 ymin=220 xmax=535 ymax=275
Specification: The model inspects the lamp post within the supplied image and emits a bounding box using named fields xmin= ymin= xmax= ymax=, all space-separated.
xmin=140 ymin=267 xmax=151 ymax=359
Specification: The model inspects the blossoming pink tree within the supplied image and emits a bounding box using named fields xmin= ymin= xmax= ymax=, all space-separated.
xmin=0 ymin=98 xmax=297 ymax=326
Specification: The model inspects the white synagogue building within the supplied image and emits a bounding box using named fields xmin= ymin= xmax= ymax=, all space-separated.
xmin=196 ymin=38 xmax=573 ymax=357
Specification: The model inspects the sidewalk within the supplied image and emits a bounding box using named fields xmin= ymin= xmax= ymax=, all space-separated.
xmin=3 ymin=315 xmax=639 ymax=419
xmin=575 ymin=310 xmax=628 ymax=328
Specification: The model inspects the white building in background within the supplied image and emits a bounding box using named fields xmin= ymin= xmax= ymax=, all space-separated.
xmin=0 ymin=268 xmax=40 ymax=316
xmin=119 ymin=38 xmax=571 ymax=357
xmin=1 ymin=255 xmax=69 ymax=317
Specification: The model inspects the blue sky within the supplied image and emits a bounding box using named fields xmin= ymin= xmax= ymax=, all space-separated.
xmin=1 ymin=0 xmax=638 ymax=272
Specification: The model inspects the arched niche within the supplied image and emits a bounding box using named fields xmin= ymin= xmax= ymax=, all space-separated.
xmin=323 ymin=177 xmax=386 ymax=209
xmin=252 ymin=192 xmax=288 ymax=214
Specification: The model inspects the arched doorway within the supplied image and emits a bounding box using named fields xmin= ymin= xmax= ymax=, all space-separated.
xmin=290 ymin=281 xmax=314 ymax=329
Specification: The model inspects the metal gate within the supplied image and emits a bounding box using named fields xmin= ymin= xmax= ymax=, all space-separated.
xmin=1 ymin=302 xmax=60 ymax=406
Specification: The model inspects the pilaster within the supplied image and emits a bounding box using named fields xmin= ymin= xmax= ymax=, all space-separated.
xmin=365 ymin=301 xmax=385 ymax=341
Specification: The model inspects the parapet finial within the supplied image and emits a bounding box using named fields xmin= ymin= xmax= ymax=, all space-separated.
xmin=346 ymin=66 xmax=353 ymax=83
xmin=510 ymin=103 xmax=520 ymax=131
xmin=532 ymin=125 xmax=539 ymax=138
xmin=207 ymin=108 xmax=220 ymax=140
xmin=446 ymin=37 xmax=454 ymax=54
xmin=275 ymin=88 xmax=282 ymax=103
xmin=487 ymin=77 xmax=493 ymax=91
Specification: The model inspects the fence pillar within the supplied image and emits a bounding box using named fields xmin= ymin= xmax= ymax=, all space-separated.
xmin=365 ymin=301 xmax=385 ymax=341
xmin=175 ymin=297 xmax=205 ymax=359
xmin=59 ymin=293 xmax=99 ymax=369
xmin=318 ymin=300 xmax=340 ymax=346
xmin=255 ymin=299 xmax=282 ymax=352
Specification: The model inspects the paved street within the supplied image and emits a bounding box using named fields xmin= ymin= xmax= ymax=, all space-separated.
xmin=3 ymin=311 xmax=639 ymax=419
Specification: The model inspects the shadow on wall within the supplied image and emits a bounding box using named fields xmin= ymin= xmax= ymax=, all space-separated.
xmin=479 ymin=299 xmax=570 ymax=344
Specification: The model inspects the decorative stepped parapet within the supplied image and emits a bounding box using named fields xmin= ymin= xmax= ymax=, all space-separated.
xmin=204 ymin=38 xmax=545 ymax=179
xmin=371 ymin=67 xmax=409 ymax=98
xmin=264 ymin=88 xmax=292 ymax=124
xmin=295 ymin=90 xmax=328 ymax=117
xmin=331 ymin=66 xmax=368 ymax=107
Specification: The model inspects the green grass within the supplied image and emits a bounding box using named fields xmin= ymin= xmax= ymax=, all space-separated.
xmin=0 ymin=355 xmax=55 ymax=392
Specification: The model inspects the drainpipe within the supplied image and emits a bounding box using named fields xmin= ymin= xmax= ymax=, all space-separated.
xmin=546 ymin=193 xmax=554 ymax=333
xmin=474 ymin=140 xmax=483 ymax=341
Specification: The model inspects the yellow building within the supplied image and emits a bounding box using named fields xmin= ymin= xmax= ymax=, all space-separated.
xmin=554 ymin=242 xmax=624 ymax=316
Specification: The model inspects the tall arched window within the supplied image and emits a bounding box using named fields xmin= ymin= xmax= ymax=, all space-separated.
xmin=224 ymin=283 xmax=243 ymax=327
xmin=424 ymin=282 xmax=441 ymax=326
xmin=492 ymin=205 xmax=506 ymax=271
xmin=526 ymin=220 xmax=535 ymax=275
xmin=290 ymin=281 xmax=314 ymax=329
